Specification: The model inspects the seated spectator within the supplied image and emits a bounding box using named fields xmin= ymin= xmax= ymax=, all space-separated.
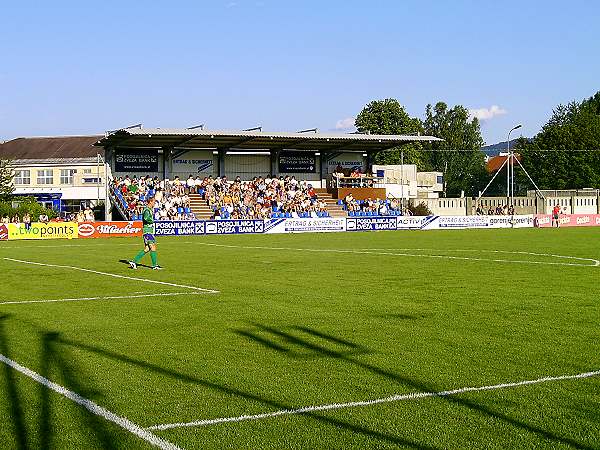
xmin=39 ymin=213 xmax=49 ymax=223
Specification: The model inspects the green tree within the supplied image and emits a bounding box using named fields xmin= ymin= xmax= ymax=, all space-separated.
xmin=517 ymin=91 xmax=600 ymax=189
xmin=354 ymin=99 xmax=427 ymax=169
xmin=422 ymin=102 xmax=487 ymax=197
xmin=0 ymin=159 xmax=14 ymax=201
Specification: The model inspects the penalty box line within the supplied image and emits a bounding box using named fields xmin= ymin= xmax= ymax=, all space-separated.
xmin=2 ymin=258 xmax=220 ymax=294
xmin=0 ymin=353 xmax=181 ymax=450
xmin=148 ymin=369 xmax=600 ymax=431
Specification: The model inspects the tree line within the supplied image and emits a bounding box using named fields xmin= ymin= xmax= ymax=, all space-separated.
xmin=354 ymin=91 xmax=600 ymax=197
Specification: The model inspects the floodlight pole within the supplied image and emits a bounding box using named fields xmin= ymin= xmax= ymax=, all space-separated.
xmin=476 ymin=156 xmax=509 ymax=204
xmin=507 ymin=124 xmax=522 ymax=209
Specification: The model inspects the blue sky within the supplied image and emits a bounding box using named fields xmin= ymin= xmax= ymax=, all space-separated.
xmin=1 ymin=0 xmax=599 ymax=145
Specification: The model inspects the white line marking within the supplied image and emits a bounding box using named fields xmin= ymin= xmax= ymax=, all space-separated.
xmin=360 ymin=248 xmax=600 ymax=266
xmin=0 ymin=292 xmax=199 ymax=306
xmin=2 ymin=258 xmax=220 ymax=293
xmin=148 ymin=369 xmax=600 ymax=431
xmin=0 ymin=353 xmax=181 ymax=450
xmin=186 ymin=242 xmax=600 ymax=268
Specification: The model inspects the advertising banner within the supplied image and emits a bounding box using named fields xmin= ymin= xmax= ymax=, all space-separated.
xmin=78 ymin=221 xmax=143 ymax=238
xmin=172 ymin=151 xmax=214 ymax=174
xmin=278 ymin=152 xmax=316 ymax=173
xmin=396 ymin=216 xmax=439 ymax=230
xmin=0 ymin=224 xmax=8 ymax=241
xmin=265 ymin=217 xmax=345 ymax=233
xmin=7 ymin=223 xmax=78 ymax=240
xmin=487 ymin=215 xmax=534 ymax=228
xmin=115 ymin=150 xmax=159 ymax=172
xmin=155 ymin=221 xmax=206 ymax=236
xmin=437 ymin=215 xmax=534 ymax=229
xmin=346 ymin=217 xmax=398 ymax=231
xmin=326 ymin=153 xmax=365 ymax=173
xmin=205 ymin=220 xmax=264 ymax=234
xmin=534 ymin=214 xmax=600 ymax=228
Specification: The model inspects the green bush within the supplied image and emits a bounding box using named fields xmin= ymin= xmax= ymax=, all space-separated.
xmin=0 ymin=198 xmax=57 ymax=221
xmin=407 ymin=201 xmax=433 ymax=216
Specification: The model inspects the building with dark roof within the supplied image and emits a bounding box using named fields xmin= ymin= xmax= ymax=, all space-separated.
xmin=0 ymin=136 xmax=106 ymax=212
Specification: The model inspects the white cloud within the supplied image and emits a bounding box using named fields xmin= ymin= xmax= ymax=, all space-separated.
xmin=469 ymin=105 xmax=507 ymax=121
xmin=335 ymin=117 xmax=355 ymax=130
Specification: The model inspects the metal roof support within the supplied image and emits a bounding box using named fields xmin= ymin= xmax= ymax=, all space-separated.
xmin=187 ymin=124 xmax=204 ymax=130
xmin=267 ymin=138 xmax=314 ymax=152
xmin=218 ymin=148 xmax=226 ymax=177
xmin=163 ymin=147 xmax=172 ymax=180
xmin=270 ymin=150 xmax=279 ymax=175
xmin=242 ymin=126 xmax=262 ymax=132
xmin=228 ymin=136 xmax=259 ymax=148
xmin=105 ymin=123 xmax=142 ymax=136
xmin=297 ymin=128 xmax=318 ymax=133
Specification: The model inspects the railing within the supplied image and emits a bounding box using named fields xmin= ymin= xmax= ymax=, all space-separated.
xmin=109 ymin=186 xmax=131 ymax=220
xmin=331 ymin=175 xmax=385 ymax=188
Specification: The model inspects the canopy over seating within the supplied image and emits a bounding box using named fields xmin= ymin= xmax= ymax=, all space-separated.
xmin=95 ymin=128 xmax=441 ymax=152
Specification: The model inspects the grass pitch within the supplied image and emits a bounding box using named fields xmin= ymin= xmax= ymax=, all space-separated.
xmin=0 ymin=228 xmax=599 ymax=449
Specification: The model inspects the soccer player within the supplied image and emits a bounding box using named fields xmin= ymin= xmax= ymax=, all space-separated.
xmin=129 ymin=196 xmax=162 ymax=270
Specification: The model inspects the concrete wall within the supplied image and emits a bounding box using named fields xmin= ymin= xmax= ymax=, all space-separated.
xmin=416 ymin=198 xmax=467 ymax=216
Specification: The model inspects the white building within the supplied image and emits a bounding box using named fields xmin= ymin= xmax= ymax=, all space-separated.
xmin=0 ymin=136 xmax=106 ymax=213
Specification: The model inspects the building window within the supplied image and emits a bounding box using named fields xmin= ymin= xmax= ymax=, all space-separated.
xmin=37 ymin=169 xmax=54 ymax=185
xmin=84 ymin=169 xmax=92 ymax=174
xmin=14 ymin=170 xmax=31 ymax=185
xmin=60 ymin=169 xmax=75 ymax=185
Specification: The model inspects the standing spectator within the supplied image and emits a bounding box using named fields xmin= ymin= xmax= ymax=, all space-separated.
xmin=552 ymin=204 xmax=560 ymax=228
xmin=11 ymin=214 xmax=20 ymax=224
xmin=23 ymin=213 xmax=31 ymax=230
xmin=84 ymin=206 xmax=95 ymax=221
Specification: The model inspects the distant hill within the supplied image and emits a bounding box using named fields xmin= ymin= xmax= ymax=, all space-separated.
xmin=482 ymin=138 xmax=531 ymax=156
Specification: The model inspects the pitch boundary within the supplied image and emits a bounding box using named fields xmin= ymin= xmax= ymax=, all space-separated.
xmin=0 ymin=292 xmax=202 ymax=306
xmin=147 ymin=368 xmax=600 ymax=431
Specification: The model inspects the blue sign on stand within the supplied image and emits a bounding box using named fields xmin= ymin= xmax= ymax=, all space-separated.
xmin=346 ymin=217 xmax=398 ymax=231
xmin=205 ymin=220 xmax=264 ymax=234
xmin=155 ymin=221 xmax=205 ymax=236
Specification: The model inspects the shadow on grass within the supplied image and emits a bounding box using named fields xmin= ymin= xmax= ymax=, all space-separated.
xmin=1 ymin=315 xmax=594 ymax=449
xmin=55 ymin=335 xmax=437 ymax=449
xmin=0 ymin=317 xmax=118 ymax=450
xmin=118 ymin=259 xmax=152 ymax=269
xmin=235 ymin=322 xmax=596 ymax=450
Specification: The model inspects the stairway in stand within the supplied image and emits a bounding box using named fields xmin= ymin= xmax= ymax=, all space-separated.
xmin=189 ymin=194 xmax=213 ymax=220
xmin=314 ymin=189 xmax=347 ymax=218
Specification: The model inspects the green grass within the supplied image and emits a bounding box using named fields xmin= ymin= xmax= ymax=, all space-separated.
xmin=0 ymin=228 xmax=599 ymax=449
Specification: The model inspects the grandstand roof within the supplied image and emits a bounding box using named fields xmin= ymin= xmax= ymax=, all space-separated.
xmin=0 ymin=135 xmax=102 ymax=160
xmin=96 ymin=128 xmax=442 ymax=152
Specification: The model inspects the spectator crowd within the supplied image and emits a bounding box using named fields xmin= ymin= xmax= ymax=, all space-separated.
xmin=199 ymin=174 xmax=330 ymax=219
xmin=112 ymin=175 xmax=194 ymax=220
xmin=475 ymin=204 xmax=516 ymax=215
xmin=342 ymin=193 xmax=406 ymax=216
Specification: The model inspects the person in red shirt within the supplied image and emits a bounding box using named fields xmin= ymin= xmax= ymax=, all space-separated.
xmin=552 ymin=204 xmax=560 ymax=228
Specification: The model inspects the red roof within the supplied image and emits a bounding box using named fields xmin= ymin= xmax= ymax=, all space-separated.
xmin=486 ymin=154 xmax=521 ymax=173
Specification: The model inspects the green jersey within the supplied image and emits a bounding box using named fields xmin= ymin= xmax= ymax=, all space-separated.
xmin=142 ymin=206 xmax=155 ymax=234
